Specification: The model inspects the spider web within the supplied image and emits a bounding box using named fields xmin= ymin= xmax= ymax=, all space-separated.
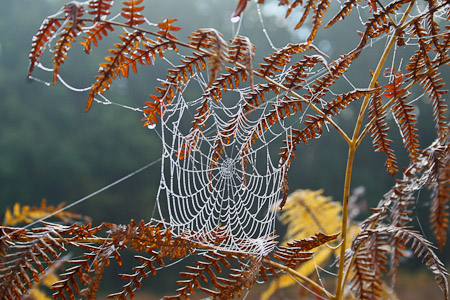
xmin=151 ymin=76 xmax=288 ymax=256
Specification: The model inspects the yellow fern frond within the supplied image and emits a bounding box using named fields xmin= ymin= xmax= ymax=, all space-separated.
xmin=2 ymin=199 xmax=90 ymax=226
xmin=263 ymin=189 xmax=359 ymax=300
xmin=281 ymin=189 xmax=342 ymax=239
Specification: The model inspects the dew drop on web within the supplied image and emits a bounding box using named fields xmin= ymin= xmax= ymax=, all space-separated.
xmin=230 ymin=15 xmax=240 ymax=23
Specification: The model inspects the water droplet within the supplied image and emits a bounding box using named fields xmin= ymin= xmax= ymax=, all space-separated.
xmin=230 ymin=15 xmax=241 ymax=23
xmin=147 ymin=123 xmax=157 ymax=130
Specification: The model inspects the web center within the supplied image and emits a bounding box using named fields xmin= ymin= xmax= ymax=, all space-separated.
xmin=220 ymin=158 xmax=235 ymax=179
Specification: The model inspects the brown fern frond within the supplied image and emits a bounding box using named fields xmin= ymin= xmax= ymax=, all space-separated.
xmin=428 ymin=137 xmax=450 ymax=250
xmin=274 ymin=232 xmax=339 ymax=268
xmin=157 ymin=19 xmax=181 ymax=40
xmin=87 ymin=30 xmax=143 ymax=112
xmin=142 ymin=51 xmax=209 ymax=127
xmin=64 ymin=1 xmax=85 ymax=32
xmin=80 ymin=22 xmax=115 ymax=54
xmin=281 ymin=89 xmax=372 ymax=160
xmin=325 ymin=0 xmax=362 ymax=28
xmin=166 ymin=251 xmax=238 ymax=300
xmin=368 ymin=89 xmax=399 ymax=175
xmin=306 ymin=0 xmax=330 ymax=43
xmin=409 ymin=18 xmax=433 ymax=68
xmin=168 ymin=252 xmax=272 ymax=300
xmin=352 ymin=0 xmax=411 ymax=56
xmin=52 ymin=21 xmax=84 ymax=85
xmin=230 ymin=35 xmax=255 ymax=90
xmin=0 ymin=228 xmax=65 ymax=299
xmin=304 ymin=53 xmax=356 ymax=103
xmin=390 ymin=227 xmax=449 ymax=298
xmin=104 ymin=220 xmax=198 ymax=300
xmin=392 ymin=94 xmax=420 ymax=162
xmin=383 ymin=71 xmax=406 ymax=98
xmin=87 ymin=0 xmax=114 ymax=21
xmin=292 ymin=0 xmax=315 ymax=30
xmin=283 ymin=55 xmax=322 ymax=90
xmin=257 ymin=43 xmax=309 ymax=78
xmin=425 ymin=5 xmax=444 ymax=57
xmin=2 ymin=199 xmax=91 ymax=226
xmin=121 ymin=0 xmax=145 ymax=26
xmin=419 ymin=69 xmax=449 ymax=138
xmin=232 ymin=0 xmax=251 ymax=19
xmin=206 ymin=66 xmax=248 ymax=102
xmin=350 ymin=230 xmax=389 ymax=300
xmin=204 ymin=30 xmax=228 ymax=88
xmin=28 ymin=18 xmax=62 ymax=77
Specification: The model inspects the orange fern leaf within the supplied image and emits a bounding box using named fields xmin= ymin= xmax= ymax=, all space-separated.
xmin=383 ymin=71 xmax=406 ymax=98
xmin=392 ymin=94 xmax=420 ymax=162
xmin=419 ymin=69 xmax=449 ymax=138
xmin=368 ymin=90 xmax=399 ymax=175
xmin=230 ymin=35 xmax=255 ymax=90
xmin=28 ymin=18 xmax=62 ymax=77
xmin=121 ymin=0 xmax=145 ymax=26
xmin=257 ymin=43 xmax=309 ymax=78
xmin=142 ymin=52 xmax=209 ymax=127
xmin=52 ymin=22 xmax=84 ymax=85
xmin=429 ymin=141 xmax=450 ymax=250
xmin=157 ymin=18 xmax=181 ymax=40
xmin=325 ymin=0 xmax=362 ymax=28
xmin=80 ymin=22 xmax=115 ymax=54
xmin=306 ymin=0 xmax=330 ymax=43
xmin=232 ymin=0 xmax=251 ymax=19
xmin=88 ymin=0 xmax=114 ymax=21
xmin=87 ymin=31 xmax=143 ymax=111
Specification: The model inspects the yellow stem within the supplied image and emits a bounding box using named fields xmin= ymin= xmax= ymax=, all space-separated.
xmin=263 ymin=259 xmax=335 ymax=299
xmin=334 ymin=2 xmax=416 ymax=299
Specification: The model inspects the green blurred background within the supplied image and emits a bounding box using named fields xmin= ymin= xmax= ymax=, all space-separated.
xmin=0 ymin=0 xmax=448 ymax=297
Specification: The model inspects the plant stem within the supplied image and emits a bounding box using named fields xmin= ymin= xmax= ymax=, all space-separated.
xmin=263 ymin=259 xmax=335 ymax=299
xmin=334 ymin=2 xmax=416 ymax=299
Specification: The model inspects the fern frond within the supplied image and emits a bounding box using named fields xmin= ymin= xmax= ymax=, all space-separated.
xmin=87 ymin=0 xmax=114 ymax=21
xmin=306 ymin=0 xmax=330 ymax=43
xmin=80 ymin=22 xmax=115 ymax=54
xmin=274 ymin=232 xmax=339 ymax=268
xmin=105 ymin=220 xmax=198 ymax=299
xmin=0 ymin=228 xmax=66 ymax=299
xmin=2 ymin=199 xmax=90 ymax=226
xmin=304 ymin=53 xmax=356 ymax=103
xmin=157 ymin=19 xmax=181 ymax=40
xmin=257 ymin=43 xmax=309 ymax=78
xmin=168 ymin=252 xmax=274 ymax=300
xmin=279 ymin=89 xmax=373 ymax=192
xmin=419 ymin=69 xmax=449 ymax=138
xmin=350 ymin=230 xmax=389 ymax=300
xmin=52 ymin=21 xmax=84 ymax=85
xmin=368 ymin=89 xmax=399 ymax=175
xmin=87 ymin=30 xmax=143 ymax=111
xmin=283 ymin=55 xmax=322 ymax=90
xmin=390 ymin=227 xmax=449 ymax=298
xmin=121 ymin=0 xmax=145 ymax=26
xmin=392 ymin=93 xmax=420 ymax=162
xmin=262 ymin=190 xmax=346 ymax=300
xmin=230 ymin=35 xmax=255 ymax=90
xmin=142 ymin=51 xmax=209 ymax=127
xmin=325 ymin=0 xmax=362 ymax=28
xmin=352 ymin=0 xmax=411 ymax=56
xmin=28 ymin=18 xmax=62 ymax=77
xmin=428 ymin=138 xmax=450 ymax=250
